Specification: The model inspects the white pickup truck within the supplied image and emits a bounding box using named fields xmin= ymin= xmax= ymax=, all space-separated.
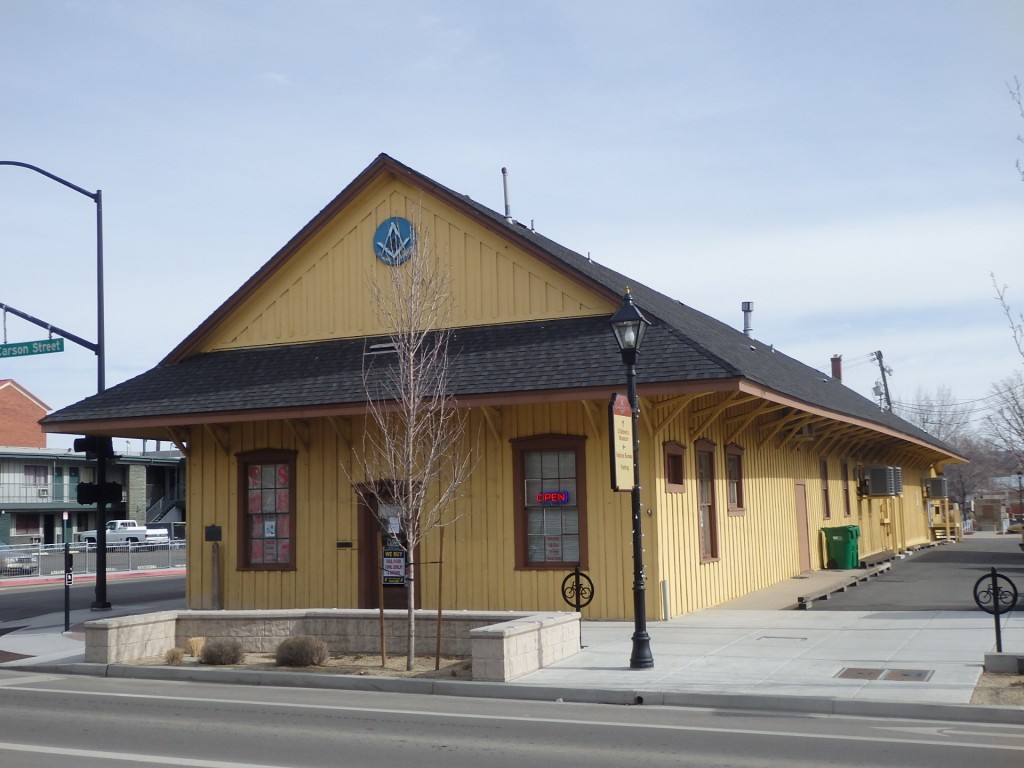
xmin=77 ymin=519 xmax=170 ymax=546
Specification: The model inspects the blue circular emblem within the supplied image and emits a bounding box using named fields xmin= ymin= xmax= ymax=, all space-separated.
xmin=372 ymin=217 xmax=416 ymax=266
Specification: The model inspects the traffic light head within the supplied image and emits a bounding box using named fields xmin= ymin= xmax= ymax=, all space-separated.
xmin=73 ymin=435 xmax=114 ymax=459
xmin=76 ymin=481 xmax=123 ymax=505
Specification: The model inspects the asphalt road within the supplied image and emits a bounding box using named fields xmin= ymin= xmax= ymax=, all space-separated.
xmin=0 ymin=673 xmax=1021 ymax=767
xmin=0 ymin=574 xmax=185 ymax=623
xmin=815 ymin=534 xmax=1024 ymax=611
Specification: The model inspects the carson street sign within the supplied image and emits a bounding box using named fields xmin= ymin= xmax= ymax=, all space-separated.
xmin=0 ymin=338 xmax=65 ymax=357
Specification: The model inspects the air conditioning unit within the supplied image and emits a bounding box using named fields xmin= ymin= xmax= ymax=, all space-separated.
xmin=865 ymin=466 xmax=902 ymax=496
xmin=926 ymin=477 xmax=948 ymax=499
xmin=37 ymin=487 xmax=50 ymax=498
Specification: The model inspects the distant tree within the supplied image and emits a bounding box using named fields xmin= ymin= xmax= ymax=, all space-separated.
xmin=983 ymin=370 xmax=1024 ymax=469
xmin=941 ymin=434 xmax=1007 ymax=511
xmin=352 ymin=219 xmax=476 ymax=671
xmin=892 ymin=387 xmax=1013 ymax=508
xmin=892 ymin=385 xmax=972 ymax=444
xmin=976 ymin=82 xmax=1024 ymax=472
xmin=986 ymin=273 xmax=1024 ymax=467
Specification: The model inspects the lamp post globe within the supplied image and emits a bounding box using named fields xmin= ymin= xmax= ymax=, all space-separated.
xmin=610 ymin=289 xmax=654 ymax=669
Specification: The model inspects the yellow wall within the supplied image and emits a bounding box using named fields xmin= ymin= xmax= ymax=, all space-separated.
xmin=183 ymin=391 xmax=941 ymax=619
xmin=200 ymin=176 xmax=612 ymax=353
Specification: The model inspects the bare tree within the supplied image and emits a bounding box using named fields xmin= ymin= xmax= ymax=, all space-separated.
xmin=892 ymin=385 xmax=972 ymax=444
xmin=353 ymin=220 xmax=476 ymax=671
xmin=984 ymin=370 xmax=1024 ymax=469
xmin=992 ymin=273 xmax=1024 ymax=363
xmin=941 ymin=433 xmax=1007 ymax=512
xmin=1010 ymin=76 xmax=1024 ymax=182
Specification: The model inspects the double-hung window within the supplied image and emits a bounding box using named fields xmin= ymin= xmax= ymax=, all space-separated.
xmin=841 ymin=461 xmax=852 ymax=517
xmin=513 ymin=436 xmax=587 ymax=569
xmin=238 ymin=449 xmax=296 ymax=571
xmin=820 ymin=458 xmax=831 ymax=520
xmin=23 ymin=465 xmax=48 ymax=485
xmin=696 ymin=439 xmax=719 ymax=561
xmin=664 ymin=441 xmax=686 ymax=493
xmin=726 ymin=444 xmax=745 ymax=515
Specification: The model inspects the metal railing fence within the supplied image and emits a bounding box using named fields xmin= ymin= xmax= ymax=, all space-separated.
xmin=0 ymin=541 xmax=186 ymax=579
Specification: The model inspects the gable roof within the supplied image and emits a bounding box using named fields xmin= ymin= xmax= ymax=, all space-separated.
xmin=0 ymin=379 xmax=50 ymax=412
xmin=40 ymin=155 xmax=962 ymax=462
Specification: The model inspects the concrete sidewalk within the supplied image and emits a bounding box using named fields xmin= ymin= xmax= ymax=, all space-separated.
xmin=1 ymin=555 xmax=1022 ymax=722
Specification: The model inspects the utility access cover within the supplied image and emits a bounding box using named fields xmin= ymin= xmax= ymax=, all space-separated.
xmin=837 ymin=667 xmax=883 ymax=680
xmin=836 ymin=667 xmax=934 ymax=682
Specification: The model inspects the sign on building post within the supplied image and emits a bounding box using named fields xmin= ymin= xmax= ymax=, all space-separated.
xmin=381 ymin=545 xmax=406 ymax=586
xmin=609 ymin=393 xmax=634 ymax=491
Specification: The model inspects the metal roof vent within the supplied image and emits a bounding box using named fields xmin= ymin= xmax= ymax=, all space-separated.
xmin=365 ymin=341 xmax=397 ymax=356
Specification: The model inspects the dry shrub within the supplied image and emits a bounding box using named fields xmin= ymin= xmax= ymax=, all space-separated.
xmin=275 ymin=635 xmax=329 ymax=667
xmin=187 ymin=637 xmax=206 ymax=657
xmin=164 ymin=647 xmax=185 ymax=665
xmin=199 ymin=638 xmax=244 ymax=665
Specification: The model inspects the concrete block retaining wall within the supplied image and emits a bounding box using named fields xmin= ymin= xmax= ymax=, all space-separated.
xmin=470 ymin=612 xmax=581 ymax=681
xmin=84 ymin=609 xmax=580 ymax=681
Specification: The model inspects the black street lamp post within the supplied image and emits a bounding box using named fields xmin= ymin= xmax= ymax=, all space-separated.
xmin=610 ymin=289 xmax=654 ymax=669
xmin=0 ymin=160 xmax=111 ymax=610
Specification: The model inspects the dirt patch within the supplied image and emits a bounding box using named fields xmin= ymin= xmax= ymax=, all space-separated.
xmin=131 ymin=652 xmax=473 ymax=680
xmin=969 ymin=671 xmax=1024 ymax=707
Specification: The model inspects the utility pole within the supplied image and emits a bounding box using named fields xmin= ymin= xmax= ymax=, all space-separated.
xmin=871 ymin=350 xmax=893 ymax=411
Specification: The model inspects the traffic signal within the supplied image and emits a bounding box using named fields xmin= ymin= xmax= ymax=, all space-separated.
xmin=73 ymin=435 xmax=114 ymax=459
xmin=76 ymin=481 xmax=123 ymax=505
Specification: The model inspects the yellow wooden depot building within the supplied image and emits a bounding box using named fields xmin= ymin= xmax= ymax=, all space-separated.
xmin=43 ymin=155 xmax=964 ymax=620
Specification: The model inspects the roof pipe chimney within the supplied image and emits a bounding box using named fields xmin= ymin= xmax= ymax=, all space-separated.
xmin=501 ymin=167 xmax=512 ymax=224
xmin=741 ymin=301 xmax=754 ymax=337
xmin=831 ymin=354 xmax=842 ymax=381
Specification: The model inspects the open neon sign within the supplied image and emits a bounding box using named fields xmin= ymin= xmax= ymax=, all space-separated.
xmin=535 ymin=490 xmax=571 ymax=505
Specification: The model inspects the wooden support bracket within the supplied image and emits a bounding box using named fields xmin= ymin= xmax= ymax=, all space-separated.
xmin=327 ymin=416 xmax=352 ymax=452
xmin=203 ymin=424 xmax=230 ymax=454
xmin=165 ymin=427 xmax=190 ymax=457
xmin=480 ymin=406 xmax=502 ymax=444
xmin=286 ymin=419 xmax=311 ymax=450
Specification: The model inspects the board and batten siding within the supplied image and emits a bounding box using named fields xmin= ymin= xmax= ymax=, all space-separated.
xmin=198 ymin=177 xmax=613 ymax=355
xmin=649 ymin=394 xmax=815 ymax=616
xmin=644 ymin=393 xmax=941 ymax=616
xmin=183 ymin=391 xmax=946 ymax=619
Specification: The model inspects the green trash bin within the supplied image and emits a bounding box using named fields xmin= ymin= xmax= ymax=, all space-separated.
xmin=822 ymin=525 xmax=860 ymax=569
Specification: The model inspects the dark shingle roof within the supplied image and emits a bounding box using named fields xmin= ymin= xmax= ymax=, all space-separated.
xmin=39 ymin=317 xmax=720 ymax=422
xmin=41 ymin=154 xmax=956 ymax=456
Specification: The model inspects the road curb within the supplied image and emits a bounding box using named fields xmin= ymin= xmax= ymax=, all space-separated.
xmin=21 ymin=662 xmax=1024 ymax=725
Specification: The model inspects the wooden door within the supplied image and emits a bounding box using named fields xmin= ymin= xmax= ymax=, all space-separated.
xmin=357 ymin=494 xmax=420 ymax=610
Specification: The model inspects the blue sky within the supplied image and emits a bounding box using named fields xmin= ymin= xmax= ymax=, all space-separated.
xmin=2 ymin=1 xmax=1022 ymax=448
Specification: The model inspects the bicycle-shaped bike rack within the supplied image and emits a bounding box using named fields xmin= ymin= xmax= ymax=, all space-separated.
xmin=561 ymin=565 xmax=595 ymax=613
xmin=973 ymin=567 xmax=1019 ymax=652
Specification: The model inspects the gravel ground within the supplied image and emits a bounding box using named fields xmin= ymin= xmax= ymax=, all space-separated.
xmin=134 ymin=651 xmax=474 ymax=679
xmin=969 ymin=671 xmax=1024 ymax=706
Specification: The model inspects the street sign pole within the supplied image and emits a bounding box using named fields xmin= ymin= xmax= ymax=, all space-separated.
xmin=64 ymin=542 xmax=73 ymax=632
